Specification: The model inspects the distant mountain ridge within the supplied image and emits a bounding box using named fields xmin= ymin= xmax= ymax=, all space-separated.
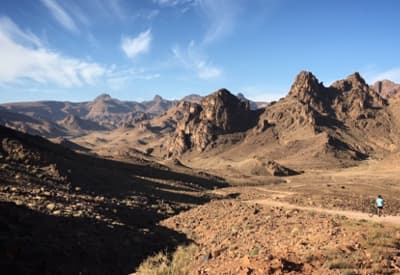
xmin=0 ymin=94 xmax=177 ymax=137
xmin=0 ymin=92 xmax=269 ymax=138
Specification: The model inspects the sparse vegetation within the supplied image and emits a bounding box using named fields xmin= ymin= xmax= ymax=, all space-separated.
xmin=135 ymin=244 xmax=198 ymax=275
xmin=248 ymin=247 xmax=260 ymax=256
xmin=327 ymin=260 xmax=354 ymax=269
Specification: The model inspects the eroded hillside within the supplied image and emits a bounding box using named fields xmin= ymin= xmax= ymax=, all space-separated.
xmin=0 ymin=125 xmax=227 ymax=274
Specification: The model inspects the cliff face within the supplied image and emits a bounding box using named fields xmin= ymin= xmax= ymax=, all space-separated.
xmin=168 ymin=89 xmax=259 ymax=156
xmin=330 ymin=72 xmax=386 ymax=120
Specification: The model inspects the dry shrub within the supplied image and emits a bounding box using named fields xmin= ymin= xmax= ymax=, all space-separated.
xmin=134 ymin=244 xmax=198 ymax=275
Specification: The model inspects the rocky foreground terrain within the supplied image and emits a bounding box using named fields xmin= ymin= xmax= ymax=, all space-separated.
xmin=161 ymin=197 xmax=400 ymax=274
xmin=0 ymin=125 xmax=227 ymax=274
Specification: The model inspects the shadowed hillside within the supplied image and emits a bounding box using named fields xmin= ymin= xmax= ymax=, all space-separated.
xmin=0 ymin=125 xmax=227 ymax=274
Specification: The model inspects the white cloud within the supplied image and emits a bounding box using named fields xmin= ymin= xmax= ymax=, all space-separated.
xmin=368 ymin=68 xmax=400 ymax=83
xmin=172 ymin=41 xmax=222 ymax=79
xmin=0 ymin=16 xmax=105 ymax=87
xmin=121 ymin=29 xmax=152 ymax=59
xmin=40 ymin=0 xmax=78 ymax=32
xmin=0 ymin=17 xmax=43 ymax=48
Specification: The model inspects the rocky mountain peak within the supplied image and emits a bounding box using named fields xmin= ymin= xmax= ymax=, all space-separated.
xmin=287 ymin=71 xmax=331 ymax=114
xmin=153 ymin=95 xmax=163 ymax=102
xmin=329 ymin=72 xmax=386 ymax=119
xmin=200 ymin=88 xmax=252 ymax=132
xmin=331 ymin=72 xmax=369 ymax=92
xmin=94 ymin=93 xmax=112 ymax=102
xmin=201 ymin=88 xmax=238 ymax=105
xmin=288 ymin=71 xmax=323 ymax=98
xmin=237 ymin=93 xmax=246 ymax=100
xmin=168 ymin=88 xmax=259 ymax=156
xmin=95 ymin=93 xmax=112 ymax=100
xmin=347 ymin=72 xmax=365 ymax=84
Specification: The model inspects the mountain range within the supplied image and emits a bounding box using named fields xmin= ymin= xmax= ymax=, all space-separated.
xmin=1 ymin=73 xmax=400 ymax=173
xmin=0 ymin=93 xmax=267 ymax=138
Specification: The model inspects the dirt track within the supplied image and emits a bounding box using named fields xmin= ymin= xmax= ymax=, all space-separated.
xmin=247 ymin=198 xmax=400 ymax=225
xmin=214 ymin=187 xmax=400 ymax=225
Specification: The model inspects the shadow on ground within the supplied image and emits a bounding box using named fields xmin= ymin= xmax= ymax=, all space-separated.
xmin=0 ymin=200 xmax=190 ymax=275
xmin=0 ymin=125 xmax=230 ymax=274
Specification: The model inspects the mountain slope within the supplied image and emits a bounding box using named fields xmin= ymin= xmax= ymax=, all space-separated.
xmin=0 ymin=124 xmax=227 ymax=274
xmin=0 ymin=107 xmax=67 ymax=137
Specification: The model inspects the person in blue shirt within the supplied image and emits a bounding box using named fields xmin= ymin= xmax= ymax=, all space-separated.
xmin=376 ymin=195 xmax=384 ymax=217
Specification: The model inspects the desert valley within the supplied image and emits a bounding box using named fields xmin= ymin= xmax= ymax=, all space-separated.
xmin=1 ymin=71 xmax=400 ymax=274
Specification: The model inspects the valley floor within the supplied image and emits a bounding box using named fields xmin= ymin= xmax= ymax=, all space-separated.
xmin=136 ymin=159 xmax=400 ymax=274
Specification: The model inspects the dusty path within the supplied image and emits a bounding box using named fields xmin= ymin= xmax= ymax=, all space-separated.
xmin=213 ymin=187 xmax=400 ymax=225
xmin=246 ymin=198 xmax=400 ymax=225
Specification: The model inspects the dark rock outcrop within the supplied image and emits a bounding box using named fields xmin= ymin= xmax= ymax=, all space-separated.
xmin=168 ymin=89 xmax=260 ymax=155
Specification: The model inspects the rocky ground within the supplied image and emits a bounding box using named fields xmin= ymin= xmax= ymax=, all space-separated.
xmin=0 ymin=126 xmax=227 ymax=274
xmin=161 ymin=196 xmax=400 ymax=274
xmin=3 ymin=124 xmax=400 ymax=274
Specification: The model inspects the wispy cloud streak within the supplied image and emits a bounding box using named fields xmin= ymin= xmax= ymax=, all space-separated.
xmin=196 ymin=0 xmax=239 ymax=45
xmin=40 ymin=0 xmax=78 ymax=33
xmin=0 ymin=16 xmax=105 ymax=87
xmin=172 ymin=41 xmax=222 ymax=79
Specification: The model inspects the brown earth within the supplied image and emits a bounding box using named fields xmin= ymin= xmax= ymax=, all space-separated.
xmin=0 ymin=125 xmax=227 ymax=274
xmin=157 ymin=159 xmax=400 ymax=274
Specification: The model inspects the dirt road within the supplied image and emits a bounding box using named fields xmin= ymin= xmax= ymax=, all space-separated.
xmin=214 ymin=187 xmax=400 ymax=225
xmin=247 ymin=198 xmax=400 ymax=225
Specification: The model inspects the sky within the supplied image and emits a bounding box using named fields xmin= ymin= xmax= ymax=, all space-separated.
xmin=0 ymin=0 xmax=399 ymax=103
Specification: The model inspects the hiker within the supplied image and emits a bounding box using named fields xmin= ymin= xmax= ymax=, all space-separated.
xmin=376 ymin=195 xmax=384 ymax=217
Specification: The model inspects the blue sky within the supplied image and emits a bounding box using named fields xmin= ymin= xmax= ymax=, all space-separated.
xmin=0 ymin=0 xmax=399 ymax=103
